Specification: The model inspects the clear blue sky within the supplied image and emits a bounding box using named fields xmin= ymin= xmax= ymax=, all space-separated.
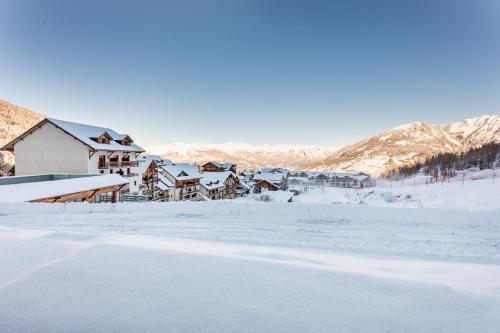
xmin=1 ymin=0 xmax=499 ymax=147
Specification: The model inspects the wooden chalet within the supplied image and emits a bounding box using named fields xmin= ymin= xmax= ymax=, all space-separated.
xmin=254 ymin=179 xmax=280 ymax=193
xmin=201 ymin=161 xmax=237 ymax=174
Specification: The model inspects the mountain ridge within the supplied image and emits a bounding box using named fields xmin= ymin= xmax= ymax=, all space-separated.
xmin=302 ymin=115 xmax=500 ymax=175
xmin=0 ymin=99 xmax=498 ymax=176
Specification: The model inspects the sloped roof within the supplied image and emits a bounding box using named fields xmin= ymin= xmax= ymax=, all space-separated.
xmin=160 ymin=163 xmax=202 ymax=181
xmin=1 ymin=118 xmax=145 ymax=152
xmin=254 ymin=179 xmax=280 ymax=189
xmin=49 ymin=118 xmax=144 ymax=152
xmin=204 ymin=161 xmax=236 ymax=171
xmin=137 ymin=155 xmax=165 ymax=174
xmin=253 ymin=172 xmax=285 ymax=184
xmin=0 ymin=174 xmax=128 ymax=203
xmin=200 ymin=171 xmax=237 ymax=190
xmin=261 ymin=168 xmax=289 ymax=174
xmin=237 ymin=176 xmax=252 ymax=190
xmin=157 ymin=173 xmax=175 ymax=191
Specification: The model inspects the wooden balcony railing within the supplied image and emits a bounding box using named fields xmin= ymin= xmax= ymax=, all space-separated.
xmin=122 ymin=173 xmax=139 ymax=178
xmin=98 ymin=161 xmax=139 ymax=169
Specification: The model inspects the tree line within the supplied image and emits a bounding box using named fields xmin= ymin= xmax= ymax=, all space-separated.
xmin=383 ymin=143 xmax=500 ymax=181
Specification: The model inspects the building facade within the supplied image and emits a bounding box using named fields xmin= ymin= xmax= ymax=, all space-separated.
xmin=1 ymin=118 xmax=145 ymax=193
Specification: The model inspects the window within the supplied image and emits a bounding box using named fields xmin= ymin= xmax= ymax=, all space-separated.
xmin=98 ymin=155 xmax=106 ymax=168
xmin=134 ymin=181 xmax=137 ymax=186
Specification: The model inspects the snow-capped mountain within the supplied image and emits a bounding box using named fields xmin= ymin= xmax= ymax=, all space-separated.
xmin=147 ymin=143 xmax=338 ymax=171
xmin=0 ymin=100 xmax=44 ymax=172
xmin=302 ymin=115 xmax=500 ymax=176
xmin=1 ymin=99 xmax=498 ymax=177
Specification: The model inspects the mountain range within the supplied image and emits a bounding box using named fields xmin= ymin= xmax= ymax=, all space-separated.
xmin=0 ymin=99 xmax=498 ymax=175
xmin=147 ymin=143 xmax=338 ymax=171
xmin=303 ymin=115 xmax=500 ymax=175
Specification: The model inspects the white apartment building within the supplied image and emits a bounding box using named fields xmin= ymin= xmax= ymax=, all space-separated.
xmin=1 ymin=118 xmax=145 ymax=193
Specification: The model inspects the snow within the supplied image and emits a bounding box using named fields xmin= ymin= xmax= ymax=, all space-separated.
xmin=253 ymin=172 xmax=285 ymax=183
xmin=1 ymin=175 xmax=500 ymax=331
xmin=159 ymin=163 xmax=202 ymax=181
xmin=0 ymin=200 xmax=499 ymax=332
xmin=293 ymin=176 xmax=500 ymax=211
xmin=247 ymin=190 xmax=294 ymax=202
xmin=200 ymin=171 xmax=236 ymax=190
xmin=48 ymin=118 xmax=145 ymax=152
xmin=0 ymin=174 xmax=129 ymax=202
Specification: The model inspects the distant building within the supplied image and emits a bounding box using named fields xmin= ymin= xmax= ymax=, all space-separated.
xmin=330 ymin=172 xmax=375 ymax=188
xmin=311 ymin=172 xmax=329 ymax=184
xmin=253 ymin=172 xmax=287 ymax=192
xmin=254 ymin=179 xmax=281 ymax=193
xmin=0 ymin=118 xmax=145 ymax=193
xmin=240 ymin=170 xmax=256 ymax=181
xmin=261 ymin=168 xmax=289 ymax=176
xmin=201 ymin=161 xmax=237 ymax=174
xmin=199 ymin=171 xmax=239 ymax=200
xmin=236 ymin=176 xmax=252 ymax=197
xmin=159 ymin=163 xmax=202 ymax=201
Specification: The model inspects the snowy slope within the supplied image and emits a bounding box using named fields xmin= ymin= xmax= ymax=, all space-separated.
xmin=0 ymin=100 xmax=44 ymax=171
xmin=303 ymin=115 xmax=500 ymax=175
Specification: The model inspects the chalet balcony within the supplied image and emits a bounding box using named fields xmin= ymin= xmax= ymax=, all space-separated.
xmin=121 ymin=161 xmax=139 ymax=167
xmin=122 ymin=173 xmax=139 ymax=178
xmin=98 ymin=161 xmax=139 ymax=169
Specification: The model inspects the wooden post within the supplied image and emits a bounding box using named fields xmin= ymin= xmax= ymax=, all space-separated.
xmin=111 ymin=190 xmax=118 ymax=203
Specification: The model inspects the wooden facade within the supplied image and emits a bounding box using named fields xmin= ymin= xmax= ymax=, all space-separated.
xmin=254 ymin=180 xmax=280 ymax=193
xmin=30 ymin=184 xmax=124 ymax=203
xmin=201 ymin=162 xmax=237 ymax=174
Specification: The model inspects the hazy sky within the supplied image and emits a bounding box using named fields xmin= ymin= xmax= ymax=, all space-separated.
xmin=1 ymin=0 xmax=499 ymax=147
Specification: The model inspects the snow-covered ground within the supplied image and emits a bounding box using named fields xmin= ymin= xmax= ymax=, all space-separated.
xmin=1 ymin=185 xmax=500 ymax=332
xmin=291 ymin=176 xmax=500 ymax=211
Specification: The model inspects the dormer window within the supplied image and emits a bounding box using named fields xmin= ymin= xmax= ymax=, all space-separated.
xmin=117 ymin=135 xmax=133 ymax=146
xmin=94 ymin=132 xmax=112 ymax=144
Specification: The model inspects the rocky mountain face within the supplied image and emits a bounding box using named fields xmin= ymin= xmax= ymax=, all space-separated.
xmin=302 ymin=115 xmax=500 ymax=176
xmin=0 ymin=100 xmax=44 ymax=172
xmin=147 ymin=143 xmax=337 ymax=171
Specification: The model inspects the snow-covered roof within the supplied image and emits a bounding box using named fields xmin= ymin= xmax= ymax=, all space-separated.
xmin=1 ymin=118 xmax=145 ymax=153
xmin=253 ymin=172 xmax=285 ymax=184
xmin=137 ymin=155 xmax=161 ymax=174
xmin=200 ymin=171 xmax=237 ymax=190
xmin=204 ymin=161 xmax=236 ymax=171
xmin=48 ymin=118 xmax=145 ymax=152
xmin=261 ymin=168 xmax=289 ymax=174
xmin=238 ymin=178 xmax=252 ymax=190
xmin=160 ymin=163 xmax=202 ymax=181
xmin=0 ymin=174 xmax=128 ymax=203
xmin=157 ymin=172 xmax=175 ymax=190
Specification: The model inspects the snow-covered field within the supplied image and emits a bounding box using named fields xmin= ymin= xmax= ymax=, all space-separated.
xmin=292 ymin=177 xmax=500 ymax=211
xmin=1 ymin=179 xmax=500 ymax=332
